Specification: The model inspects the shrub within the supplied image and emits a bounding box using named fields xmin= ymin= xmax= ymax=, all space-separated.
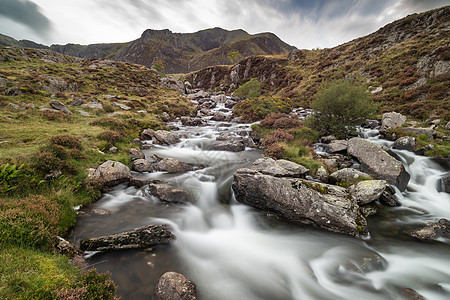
xmin=50 ymin=135 xmax=82 ymax=150
xmin=307 ymin=79 xmax=377 ymax=139
xmin=42 ymin=110 xmax=71 ymax=121
xmin=0 ymin=163 xmax=24 ymax=195
xmin=264 ymin=143 xmax=285 ymax=159
xmin=234 ymin=96 xmax=292 ymax=122
xmin=97 ymin=130 xmax=124 ymax=145
xmin=90 ymin=117 xmax=128 ymax=131
xmin=263 ymin=129 xmax=294 ymax=146
xmin=234 ymin=78 xmax=262 ymax=98
xmin=56 ymin=269 xmax=116 ymax=300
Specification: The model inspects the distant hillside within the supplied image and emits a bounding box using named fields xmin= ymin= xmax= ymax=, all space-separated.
xmin=0 ymin=28 xmax=295 ymax=74
xmin=186 ymin=6 xmax=450 ymax=120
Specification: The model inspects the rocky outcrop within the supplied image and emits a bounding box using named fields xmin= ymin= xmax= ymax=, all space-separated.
xmin=232 ymin=168 xmax=367 ymax=238
xmin=149 ymin=183 xmax=193 ymax=203
xmin=393 ymin=136 xmax=416 ymax=151
xmin=347 ymin=138 xmax=410 ymax=191
xmin=131 ymin=159 xmax=153 ymax=173
xmin=141 ymin=129 xmax=181 ymax=145
xmin=154 ymin=272 xmax=197 ymax=300
xmin=157 ymin=158 xmax=193 ymax=173
xmin=379 ymin=112 xmax=406 ymax=133
xmin=349 ymin=180 xmax=387 ymax=205
xmin=79 ymin=224 xmax=175 ymax=251
xmin=86 ymin=160 xmax=131 ymax=188
xmin=250 ymin=157 xmax=309 ymax=178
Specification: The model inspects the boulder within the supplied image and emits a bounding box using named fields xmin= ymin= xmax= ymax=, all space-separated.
xmin=149 ymin=183 xmax=193 ymax=203
xmin=349 ymin=180 xmax=387 ymax=205
xmin=405 ymin=219 xmax=450 ymax=242
xmin=49 ymin=100 xmax=72 ymax=115
xmin=129 ymin=148 xmax=145 ymax=160
xmin=330 ymin=168 xmax=372 ymax=183
xmin=209 ymin=140 xmax=245 ymax=152
xmin=141 ymin=129 xmax=181 ymax=145
xmin=131 ymin=159 xmax=153 ymax=173
xmin=316 ymin=166 xmax=329 ymax=183
xmin=393 ymin=136 xmax=416 ymax=151
xmin=224 ymin=99 xmax=237 ymax=109
xmin=187 ymin=90 xmax=209 ymax=100
xmin=210 ymin=112 xmax=227 ymax=121
xmin=157 ymin=158 xmax=193 ymax=173
xmin=113 ymin=102 xmax=132 ymax=111
xmin=232 ymin=169 xmax=367 ymax=238
xmin=81 ymin=102 xmax=103 ymax=109
xmin=154 ymin=272 xmax=197 ymax=300
xmin=439 ymin=174 xmax=450 ymax=193
xmin=402 ymin=127 xmax=435 ymax=139
xmin=86 ymin=160 xmax=131 ymax=187
xmin=181 ymin=117 xmax=204 ymax=126
xmin=250 ymin=158 xmax=309 ymax=178
xmin=79 ymin=224 xmax=175 ymax=251
xmin=328 ymin=140 xmax=348 ymax=153
xmin=211 ymin=95 xmax=227 ymax=103
xmin=347 ymin=138 xmax=410 ymax=191
xmin=130 ymin=176 xmax=150 ymax=188
xmin=379 ymin=112 xmax=406 ymax=133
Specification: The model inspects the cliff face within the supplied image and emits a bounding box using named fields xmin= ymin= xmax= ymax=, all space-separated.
xmin=186 ymin=6 xmax=450 ymax=120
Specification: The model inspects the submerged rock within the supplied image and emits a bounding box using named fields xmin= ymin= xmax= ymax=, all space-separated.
xmin=232 ymin=168 xmax=367 ymax=238
xmin=79 ymin=224 xmax=175 ymax=251
xmin=405 ymin=219 xmax=450 ymax=242
xmin=347 ymin=138 xmax=410 ymax=191
xmin=149 ymin=182 xmax=193 ymax=203
xmin=154 ymin=272 xmax=197 ymax=300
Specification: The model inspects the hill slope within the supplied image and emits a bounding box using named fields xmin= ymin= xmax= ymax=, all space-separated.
xmin=0 ymin=28 xmax=295 ymax=74
xmin=186 ymin=6 xmax=450 ymax=120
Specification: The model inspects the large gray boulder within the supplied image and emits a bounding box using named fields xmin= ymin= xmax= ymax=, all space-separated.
xmin=154 ymin=272 xmax=197 ymax=300
xmin=157 ymin=158 xmax=193 ymax=173
xmin=330 ymin=168 xmax=371 ymax=184
xmin=79 ymin=224 xmax=175 ymax=251
xmin=402 ymin=127 xmax=435 ymax=139
xmin=328 ymin=140 xmax=348 ymax=153
xmin=149 ymin=183 xmax=193 ymax=203
xmin=393 ymin=136 xmax=416 ymax=151
xmin=49 ymin=100 xmax=72 ymax=115
xmin=141 ymin=129 xmax=181 ymax=145
xmin=232 ymin=169 xmax=367 ymax=238
xmin=349 ymin=180 xmax=387 ymax=205
xmin=131 ymin=159 xmax=153 ymax=173
xmin=379 ymin=112 xmax=406 ymax=133
xmin=347 ymin=138 xmax=410 ymax=191
xmin=181 ymin=116 xmax=204 ymax=126
xmin=209 ymin=140 xmax=245 ymax=152
xmin=250 ymin=157 xmax=309 ymax=178
xmin=86 ymin=160 xmax=131 ymax=187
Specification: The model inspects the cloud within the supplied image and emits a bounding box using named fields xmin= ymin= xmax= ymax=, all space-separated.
xmin=0 ymin=0 xmax=52 ymax=38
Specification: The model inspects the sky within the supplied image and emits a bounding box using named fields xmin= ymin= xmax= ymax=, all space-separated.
xmin=0 ymin=0 xmax=448 ymax=49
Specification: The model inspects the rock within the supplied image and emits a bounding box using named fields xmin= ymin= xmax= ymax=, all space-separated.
xmin=154 ymin=272 xmax=197 ymax=300
xmin=141 ymin=129 xmax=181 ymax=145
xmin=81 ymin=102 xmax=103 ymax=109
xmin=349 ymin=180 xmax=387 ymax=205
xmin=320 ymin=135 xmax=337 ymax=144
xmin=379 ymin=112 xmax=406 ymax=133
xmin=49 ymin=100 xmax=72 ymax=115
xmin=316 ymin=166 xmax=329 ymax=183
xmin=393 ymin=136 xmax=416 ymax=151
xmin=181 ymin=117 xmax=204 ymax=126
xmin=224 ymin=99 xmax=237 ymax=109
xmin=323 ymin=159 xmax=338 ymax=169
xmin=250 ymin=157 xmax=309 ymax=178
xmin=398 ymin=288 xmax=426 ymax=300
xmin=328 ymin=140 xmax=348 ymax=153
xmin=210 ymin=112 xmax=227 ymax=121
xmin=113 ymin=102 xmax=132 ymax=111
xmin=405 ymin=219 xmax=450 ymax=242
xmin=131 ymin=159 xmax=153 ymax=172
xmin=415 ymin=144 xmax=435 ymax=156
xmin=161 ymin=112 xmax=170 ymax=121
xmin=55 ymin=236 xmax=83 ymax=258
xmin=8 ymin=102 xmax=22 ymax=110
xmin=160 ymin=76 xmax=186 ymax=93
xmin=330 ymin=168 xmax=372 ymax=183
xmin=129 ymin=148 xmax=145 ymax=160
xmin=209 ymin=140 xmax=245 ymax=152
xmin=241 ymin=137 xmax=256 ymax=148
xmin=86 ymin=160 xmax=131 ymax=188
xmin=130 ymin=176 xmax=149 ymax=187
xmin=70 ymin=98 xmax=84 ymax=106
xmin=439 ymin=174 xmax=450 ymax=193
xmin=445 ymin=121 xmax=450 ymax=130
xmin=149 ymin=183 xmax=193 ymax=203
xmin=79 ymin=224 xmax=175 ymax=251
xmin=109 ymin=146 xmax=118 ymax=153
xmin=288 ymin=49 xmax=305 ymax=60
xmin=77 ymin=109 xmax=91 ymax=117
xmin=211 ymin=95 xmax=227 ymax=103
xmin=187 ymin=90 xmax=209 ymax=100
xmin=359 ymin=203 xmax=380 ymax=217
xmin=157 ymin=158 xmax=193 ymax=173
xmin=347 ymin=138 xmax=410 ymax=191
xmin=402 ymin=127 xmax=435 ymax=139
xmin=232 ymin=169 xmax=367 ymax=238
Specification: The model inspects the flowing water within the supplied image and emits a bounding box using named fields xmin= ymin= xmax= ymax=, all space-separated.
xmin=71 ymin=104 xmax=450 ymax=299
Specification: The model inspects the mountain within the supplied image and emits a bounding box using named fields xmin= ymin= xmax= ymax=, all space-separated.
xmin=0 ymin=28 xmax=295 ymax=74
xmin=186 ymin=6 xmax=450 ymax=120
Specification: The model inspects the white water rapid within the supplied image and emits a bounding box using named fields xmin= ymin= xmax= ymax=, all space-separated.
xmin=71 ymin=104 xmax=450 ymax=300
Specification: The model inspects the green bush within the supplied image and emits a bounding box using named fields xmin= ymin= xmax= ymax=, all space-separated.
xmin=234 ymin=96 xmax=292 ymax=122
xmin=0 ymin=163 xmax=24 ymax=195
xmin=307 ymin=79 xmax=377 ymax=138
xmin=234 ymin=78 xmax=262 ymax=98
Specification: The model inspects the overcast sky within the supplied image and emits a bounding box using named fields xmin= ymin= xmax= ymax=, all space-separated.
xmin=0 ymin=0 xmax=448 ymax=49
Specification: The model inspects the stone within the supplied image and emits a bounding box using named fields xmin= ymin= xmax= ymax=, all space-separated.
xmin=157 ymin=158 xmax=193 ymax=173
xmin=49 ymin=99 xmax=72 ymax=115
xmin=211 ymin=95 xmax=227 ymax=103
xmin=393 ymin=136 xmax=416 ymax=151
xmin=379 ymin=112 xmax=406 ymax=133
xmin=328 ymin=140 xmax=348 ymax=153
xmin=210 ymin=112 xmax=227 ymax=121
xmin=224 ymin=99 xmax=237 ymax=109
xmin=330 ymin=168 xmax=372 ymax=183
xmin=130 ymin=176 xmax=149 ymax=187
xmin=405 ymin=219 xmax=450 ymax=242
xmin=154 ymin=272 xmax=197 ymax=300
xmin=439 ymin=174 xmax=450 ymax=193
xmin=316 ymin=166 xmax=329 ymax=183
xmin=209 ymin=140 xmax=245 ymax=152
xmin=162 ymin=112 xmax=170 ymax=121
xmin=70 ymin=98 xmax=85 ymax=106
xmin=81 ymin=102 xmax=103 ymax=109
xmin=129 ymin=148 xmax=145 ymax=160
xmin=79 ymin=224 xmax=175 ymax=251
xmin=347 ymin=138 xmax=410 ymax=191
xmin=160 ymin=76 xmax=186 ymax=93
xmin=86 ymin=160 xmax=131 ymax=188
xmin=77 ymin=109 xmax=91 ymax=117
xmin=187 ymin=90 xmax=209 ymax=100
xmin=113 ymin=102 xmax=132 ymax=110
xmin=149 ymin=183 xmax=193 ymax=203
xmin=250 ymin=157 xmax=309 ymax=178
xmin=181 ymin=117 xmax=204 ymax=126
xmin=445 ymin=121 xmax=450 ymax=131
xmin=232 ymin=169 xmax=367 ymax=238
xmin=131 ymin=159 xmax=153 ymax=172
xmin=55 ymin=236 xmax=83 ymax=258
xmin=141 ymin=129 xmax=181 ymax=145
xmin=109 ymin=146 xmax=118 ymax=153
xmin=359 ymin=203 xmax=380 ymax=217
xmin=349 ymin=180 xmax=387 ymax=205
xmin=379 ymin=190 xmax=401 ymax=207
xmin=402 ymin=127 xmax=435 ymax=139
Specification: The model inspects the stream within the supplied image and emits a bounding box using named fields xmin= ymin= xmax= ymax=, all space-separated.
xmin=71 ymin=102 xmax=450 ymax=300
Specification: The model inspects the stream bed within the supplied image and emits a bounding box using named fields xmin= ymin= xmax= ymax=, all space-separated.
xmin=71 ymin=103 xmax=450 ymax=299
